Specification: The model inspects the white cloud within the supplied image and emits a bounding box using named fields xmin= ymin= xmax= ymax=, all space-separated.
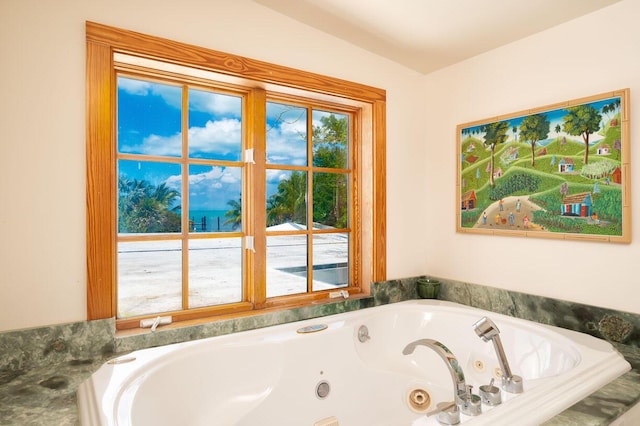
xmin=184 ymin=166 xmax=242 ymax=210
xmin=188 ymin=167 xmax=224 ymax=184
xmin=118 ymin=77 xmax=182 ymax=109
xmin=165 ymin=174 xmax=182 ymax=190
xmin=265 ymin=169 xmax=293 ymax=184
xmin=189 ymin=89 xmax=241 ymax=116
xmin=266 ymin=125 xmax=307 ymax=166
xmin=121 ymin=118 xmax=243 ymax=158
xmin=118 ymin=78 xmax=151 ymax=95
xmin=135 ymin=133 xmax=182 ymax=156
xmin=189 ymin=118 xmax=242 ymax=156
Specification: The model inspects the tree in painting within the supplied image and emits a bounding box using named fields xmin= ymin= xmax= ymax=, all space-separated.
xmin=562 ymin=105 xmax=602 ymax=165
xmin=482 ymin=121 xmax=510 ymax=186
xmin=519 ymin=113 xmax=550 ymax=167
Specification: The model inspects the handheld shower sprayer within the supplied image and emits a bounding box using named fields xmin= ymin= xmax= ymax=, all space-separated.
xmin=472 ymin=317 xmax=523 ymax=394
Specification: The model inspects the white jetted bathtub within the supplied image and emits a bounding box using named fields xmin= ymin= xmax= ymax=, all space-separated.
xmin=77 ymin=300 xmax=630 ymax=426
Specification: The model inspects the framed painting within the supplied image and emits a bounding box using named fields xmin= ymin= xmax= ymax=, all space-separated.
xmin=456 ymin=89 xmax=630 ymax=243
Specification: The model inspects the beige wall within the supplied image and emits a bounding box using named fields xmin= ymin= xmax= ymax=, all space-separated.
xmin=423 ymin=0 xmax=640 ymax=314
xmin=0 ymin=0 xmax=426 ymax=331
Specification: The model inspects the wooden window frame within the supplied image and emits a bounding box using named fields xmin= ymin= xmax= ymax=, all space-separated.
xmin=86 ymin=21 xmax=386 ymax=324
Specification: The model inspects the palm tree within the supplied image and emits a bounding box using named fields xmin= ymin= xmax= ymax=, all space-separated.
xmin=118 ymin=176 xmax=181 ymax=233
xmin=266 ymin=114 xmax=348 ymax=227
xmin=266 ymin=171 xmax=307 ymax=226
xmin=223 ymin=198 xmax=242 ymax=230
xmin=152 ymin=183 xmax=180 ymax=209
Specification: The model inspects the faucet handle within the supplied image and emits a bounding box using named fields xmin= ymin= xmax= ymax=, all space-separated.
xmin=479 ymin=379 xmax=502 ymax=405
xmin=465 ymin=384 xmax=473 ymax=399
xmin=460 ymin=385 xmax=482 ymax=416
xmin=426 ymin=401 xmax=460 ymax=425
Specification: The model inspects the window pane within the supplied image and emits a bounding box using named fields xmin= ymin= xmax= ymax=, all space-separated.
xmin=313 ymin=172 xmax=349 ymax=228
xmin=189 ymin=238 xmax=242 ymax=308
xmin=266 ymin=235 xmax=307 ymax=297
xmin=266 ymin=102 xmax=307 ymax=166
xmin=312 ymin=233 xmax=349 ymax=290
xmin=189 ymin=165 xmax=242 ymax=233
xmin=312 ymin=110 xmax=348 ymax=169
xmin=117 ymin=240 xmax=182 ymax=318
xmin=117 ymin=76 xmax=182 ymax=157
xmin=266 ymin=170 xmax=307 ymax=228
xmin=118 ymin=160 xmax=182 ymax=234
xmin=188 ymin=89 xmax=242 ymax=161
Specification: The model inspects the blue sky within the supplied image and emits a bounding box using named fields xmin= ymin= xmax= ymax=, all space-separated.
xmin=117 ymin=76 xmax=344 ymax=212
xmin=461 ymin=97 xmax=620 ymax=143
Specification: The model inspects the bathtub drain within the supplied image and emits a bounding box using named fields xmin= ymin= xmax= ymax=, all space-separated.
xmin=316 ymin=380 xmax=331 ymax=399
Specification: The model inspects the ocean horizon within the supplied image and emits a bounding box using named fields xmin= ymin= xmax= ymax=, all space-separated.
xmin=188 ymin=209 xmax=237 ymax=232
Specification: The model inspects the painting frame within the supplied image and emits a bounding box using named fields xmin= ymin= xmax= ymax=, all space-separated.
xmin=456 ymin=89 xmax=630 ymax=243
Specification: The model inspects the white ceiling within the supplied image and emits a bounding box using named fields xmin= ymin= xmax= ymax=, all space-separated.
xmin=255 ymin=0 xmax=621 ymax=74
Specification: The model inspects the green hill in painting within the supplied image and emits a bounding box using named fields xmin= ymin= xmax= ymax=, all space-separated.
xmin=459 ymin=111 xmax=623 ymax=237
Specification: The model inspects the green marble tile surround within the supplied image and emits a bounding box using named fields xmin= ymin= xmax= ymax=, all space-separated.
xmin=0 ymin=297 xmax=372 ymax=374
xmin=0 ymin=277 xmax=639 ymax=425
xmin=373 ymin=276 xmax=640 ymax=348
xmin=0 ymin=318 xmax=115 ymax=385
xmin=116 ymin=297 xmax=373 ymax=353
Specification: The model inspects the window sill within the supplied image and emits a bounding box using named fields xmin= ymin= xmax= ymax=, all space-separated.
xmin=114 ymin=294 xmax=373 ymax=341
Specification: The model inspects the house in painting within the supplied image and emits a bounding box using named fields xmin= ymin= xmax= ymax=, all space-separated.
xmin=493 ymin=167 xmax=503 ymax=179
xmin=597 ymin=144 xmax=610 ymax=155
xmin=562 ymin=192 xmax=593 ymax=217
xmin=537 ymin=147 xmax=547 ymax=156
xmin=611 ymin=167 xmax=622 ymax=184
xmin=558 ymin=158 xmax=575 ymax=173
xmin=461 ymin=190 xmax=477 ymax=210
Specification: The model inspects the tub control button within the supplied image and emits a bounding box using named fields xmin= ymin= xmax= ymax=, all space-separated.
xmin=315 ymin=380 xmax=331 ymax=399
xmin=297 ymin=324 xmax=328 ymax=334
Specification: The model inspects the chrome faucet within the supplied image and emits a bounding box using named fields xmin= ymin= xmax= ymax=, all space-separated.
xmin=403 ymin=339 xmax=481 ymax=424
xmin=472 ymin=317 xmax=523 ymax=393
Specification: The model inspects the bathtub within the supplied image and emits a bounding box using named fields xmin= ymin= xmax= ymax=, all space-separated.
xmin=77 ymin=300 xmax=631 ymax=426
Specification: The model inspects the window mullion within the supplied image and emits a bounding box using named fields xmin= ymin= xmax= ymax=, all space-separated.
xmin=181 ymin=85 xmax=190 ymax=310
xmin=247 ymin=88 xmax=267 ymax=308
xmin=307 ymin=106 xmax=314 ymax=293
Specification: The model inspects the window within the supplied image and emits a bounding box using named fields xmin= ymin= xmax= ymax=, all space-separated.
xmin=264 ymin=101 xmax=352 ymax=298
xmin=86 ymin=22 xmax=386 ymax=328
xmin=116 ymin=75 xmax=246 ymax=318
